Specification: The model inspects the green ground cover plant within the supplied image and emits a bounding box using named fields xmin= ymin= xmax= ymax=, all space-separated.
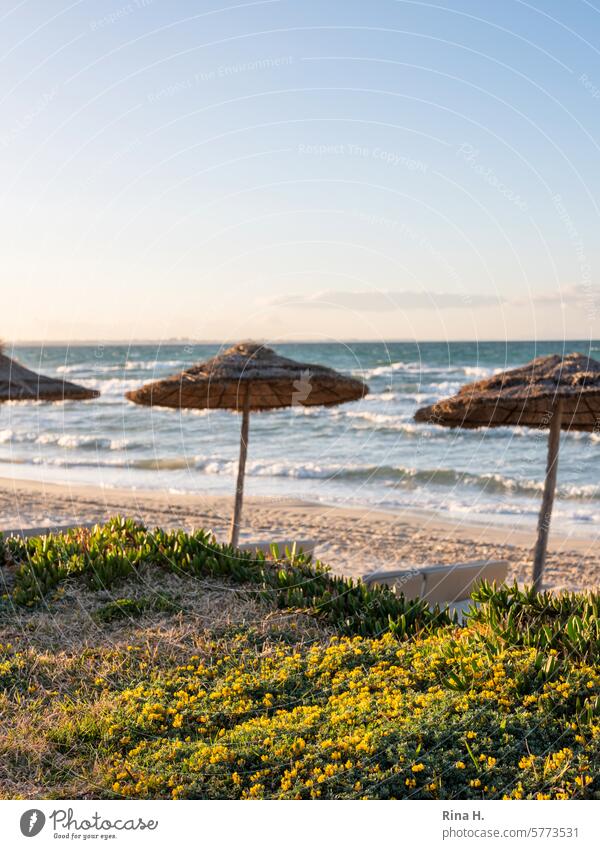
xmin=0 ymin=519 xmax=598 ymax=800
xmin=1 ymin=516 xmax=454 ymax=637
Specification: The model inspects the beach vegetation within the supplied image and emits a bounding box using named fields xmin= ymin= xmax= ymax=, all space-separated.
xmin=1 ymin=517 xmax=454 ymax=637
xmin=0 ymin=519 xmax=598 ymax=800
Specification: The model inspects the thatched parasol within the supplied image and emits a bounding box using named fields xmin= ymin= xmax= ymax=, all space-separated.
xmin=414 ymin=352 xmax=600 ymax=590
xmin=126 ymin=342 xmax=368 ymax=546
xmin=0 ymin=349 xmax=99 ymax=402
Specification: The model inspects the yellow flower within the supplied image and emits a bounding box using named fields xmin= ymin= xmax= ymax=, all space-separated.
xmin=291 ymin=738 xmax=306 ymax=756
xmin=454 ymin=761 xmax=466 ymax=770
xmin=411 ymin=763 xmax=425 ymax=773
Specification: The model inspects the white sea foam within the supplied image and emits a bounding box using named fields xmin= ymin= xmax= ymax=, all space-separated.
xmin=362 ymin=361 xmax=421 ymax=378
xmin=1 ymin=431 xmax=146 ymax=451
xmin=11 ymin=451 xmax=600 ymax=501
xmin=362 ymin=361 xmax=494 ymax=380
xmin=463 ymin=365 xmax=494 ymax=377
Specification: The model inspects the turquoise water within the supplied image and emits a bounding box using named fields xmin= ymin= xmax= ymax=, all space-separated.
xmin=2 ymin=341 xmax=599 ymax=534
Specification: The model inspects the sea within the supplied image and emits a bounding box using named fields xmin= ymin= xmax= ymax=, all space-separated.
xmin=2 ymin=341 xmax=599 ymax=535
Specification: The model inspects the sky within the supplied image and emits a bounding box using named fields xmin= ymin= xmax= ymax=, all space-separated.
xmin=2 ymin=0 xmax=600 ymax=343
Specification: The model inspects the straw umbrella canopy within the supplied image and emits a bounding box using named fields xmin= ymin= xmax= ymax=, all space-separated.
xmin=414 ymin=352 xmax=600 ymax=590
xmin=0 ymin=349 xmax=99 ymax=402
xmin=126 ymin=342 xmax=368 ymax=547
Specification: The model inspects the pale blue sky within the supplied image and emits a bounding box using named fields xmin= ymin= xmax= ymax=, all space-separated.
xmin=2 ymin=0 xmax=600 ymax=341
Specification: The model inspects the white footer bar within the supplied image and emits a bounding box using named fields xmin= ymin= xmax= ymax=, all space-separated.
xmin=1 ymin=800 xmax=598 ymax=848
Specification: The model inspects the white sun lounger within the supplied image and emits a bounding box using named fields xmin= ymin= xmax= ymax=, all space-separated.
xmin=362 ymin=558 xmax=509 ymax=616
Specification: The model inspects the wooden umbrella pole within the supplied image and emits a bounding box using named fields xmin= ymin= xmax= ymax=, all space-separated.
xmin=229 ymin=386 xmax=251 ymax=548
xmin=532 ymin=399 xmax=563 ymax=592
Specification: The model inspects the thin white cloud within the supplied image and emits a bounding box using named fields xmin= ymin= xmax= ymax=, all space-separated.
xmin=267 ymin=289 xmax=503 ymax=312
xmin=513 ymin=284 xmax=599 ymax=308
xmin=267 ymin=285 xmax=600 ymax=313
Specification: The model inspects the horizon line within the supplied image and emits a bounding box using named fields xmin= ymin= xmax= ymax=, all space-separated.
xmin=5 ymin=337 xmax=599 ymax=346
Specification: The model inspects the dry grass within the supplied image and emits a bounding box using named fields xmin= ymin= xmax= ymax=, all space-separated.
xmin=0 ymin=566 xmax=333 ymax=799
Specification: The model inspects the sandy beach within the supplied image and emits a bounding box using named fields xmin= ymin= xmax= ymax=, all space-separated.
xmin=1 ymin=475 xmax=598 ymax=593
